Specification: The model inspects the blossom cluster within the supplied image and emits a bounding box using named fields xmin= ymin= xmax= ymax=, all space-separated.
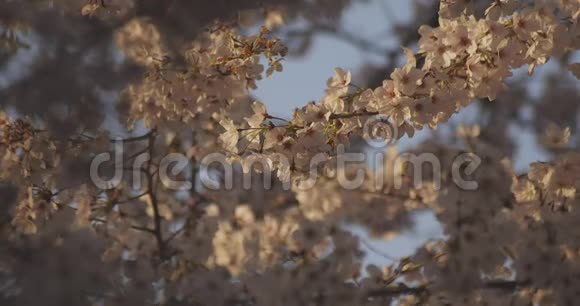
xmin=217 ymin=0 xmax=580 ymax=188
xmin=0 ymin=0 xmax=579 ymax=306
xmin=117 ymin=20 xmax=287 ymax=138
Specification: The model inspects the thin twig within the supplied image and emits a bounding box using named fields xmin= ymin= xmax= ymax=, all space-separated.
xmin=117 ymin=191 xmax=149 ymax=204
xmin=145 ymin=128 xmax=167 ymax=259
xmin=329 ymin=111 xmax=378 ymax=119
xmin=359 ymin=238 xmax=399 ymax=261
xmin=366 ymin=280 xmax=528 ymax=298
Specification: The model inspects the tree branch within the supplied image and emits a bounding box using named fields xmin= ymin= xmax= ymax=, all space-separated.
xmin=366 ymin=280 xmax=529 ymax=298
xmin=329 ymin=111 xmax=378 ymax=119
xmin=144 ymin=128 xmax=167 ymax=260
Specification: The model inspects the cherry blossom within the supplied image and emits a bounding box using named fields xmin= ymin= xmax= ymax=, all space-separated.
xmin=0 ymin=1 xmax=579 ymax=305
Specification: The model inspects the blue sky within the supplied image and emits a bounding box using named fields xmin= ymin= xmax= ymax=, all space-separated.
xmin=253 ymin=0 xmax=555 ymax=171
xmin=251 ymin=0 xmax=561 ymax=266
xmin=255 ymin=0 xmax=412 ymax=116
xmin=252 ymin=1 xmax=441 ymax=266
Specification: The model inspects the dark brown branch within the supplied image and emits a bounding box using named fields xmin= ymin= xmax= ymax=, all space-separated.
xmin=144 ymin=128 xmax=167 ymax=260
xmin=366 ymin=280 xmax=528 ymax=298
xmin=117 ymin=191 xmax=149 ymax=204
xmin=366 ymin=284 xmax=427 ymax=297
xmin=329 ymin=111 xmax=378 ymax=119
